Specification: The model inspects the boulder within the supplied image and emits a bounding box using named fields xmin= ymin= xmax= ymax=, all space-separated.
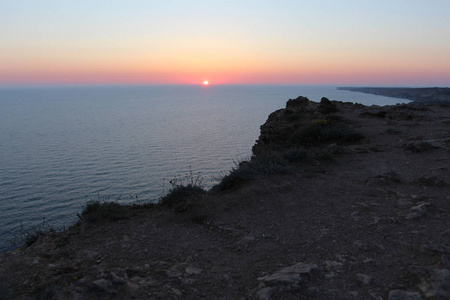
xmin=318 ymin=97 xmax=339 ymax=114
xmin=258 ymin=262 xmax=318 ymax=287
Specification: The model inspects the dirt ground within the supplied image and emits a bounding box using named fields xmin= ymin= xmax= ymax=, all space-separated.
xmin=1 ymin=99 xmax=449 ymax=300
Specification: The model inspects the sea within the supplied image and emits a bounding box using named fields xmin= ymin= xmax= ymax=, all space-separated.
xmin=0 ymin=85 xmax=409 ymax=252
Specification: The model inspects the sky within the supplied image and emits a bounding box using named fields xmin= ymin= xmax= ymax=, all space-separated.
xmin=1 ymin=0 xmax=449 ymax=86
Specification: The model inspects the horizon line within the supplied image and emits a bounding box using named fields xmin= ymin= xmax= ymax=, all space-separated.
xmin=1 ymin=83 xmax=448 ymax=89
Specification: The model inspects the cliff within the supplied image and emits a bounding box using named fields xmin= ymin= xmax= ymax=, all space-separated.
xmin=1 ymin=97 xmax=449 ymax=300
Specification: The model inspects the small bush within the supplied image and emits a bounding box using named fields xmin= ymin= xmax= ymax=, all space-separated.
xmin=313 ymin=119 xmax=329 ymax=126
xmin=35 ymin=274 xmax=80 ymax=300
xmin=0 ymin=284 xmax=13 ymax=300
xmin=191 ymin=214 xmax=208 ymax=225
xmin=80 ymin=201 xmax=132 ymax=223
xmin=159 ymin=184 xmax=206 ymax=208
xmin=290 ymin=122 xmax=363 ymax=148
xmin=9 ymin=218 xmax=54 ymax=249
xmin=324 ymin=114 xmax=345 ymax=122
xmin=316 ymin=150 xmax=334 ymax=161
xmin=214 ymin=165 xmax=255 ymax=191
xmin=214 ymin=156 xmax=296 ymax=191
xmin=159 ymin=167 xmax=207 ymax=209
xmin=282 ymin=148 xmax=308 ymax=162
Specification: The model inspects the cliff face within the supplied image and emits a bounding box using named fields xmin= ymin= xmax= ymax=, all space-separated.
xmin=252 ymin=96 xmax=363 ymax=157
xmin=1 ymin=97 xmax=450 ymax=300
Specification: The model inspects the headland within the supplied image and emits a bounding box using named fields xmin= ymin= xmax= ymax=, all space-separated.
xmin=339 ymin=87 xmax=450 ymax=104
xmin=1 ymin=96 xmax=449 ymax=299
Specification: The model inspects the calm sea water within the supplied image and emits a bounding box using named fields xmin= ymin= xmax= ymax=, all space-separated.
xmin=0 ymin=85 xmax=409 ymax=251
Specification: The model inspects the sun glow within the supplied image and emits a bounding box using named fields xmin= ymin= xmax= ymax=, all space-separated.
xmin=203 ymin=80 xmax=209 ymax=85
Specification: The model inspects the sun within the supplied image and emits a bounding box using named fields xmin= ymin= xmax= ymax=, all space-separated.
xmin=203 ymin=80 xmax=209 ymax=85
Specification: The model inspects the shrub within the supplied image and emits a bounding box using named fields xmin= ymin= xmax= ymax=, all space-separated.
xmin=80 ymin=201 xmax=132 ymax=223
xmin=290 ymin=122 xmax=363 ymax=148
xmin=159 ymin=167 xmax=207 ymax=209
xmin=214 ymin=156 xmax=296 ymax=191
xmin=0 ymin=284 xmax=13 ymax=300
xmin=282 ymin=147 xmax=308 ymax=162
xmin=159 ymin=184 xmax=206 ymax=208
xmin=9 ymin=218 xmax=54 ymax=249
xmin=214 ymin=163 xmax=255 ymax=191
xmin=313 ymin=119 xmax=329 ymax=125
xmin=324 ymin=114 xmax=345 ymax=122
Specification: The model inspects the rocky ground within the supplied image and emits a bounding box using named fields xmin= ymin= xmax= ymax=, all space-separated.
xmin=0 ymin=97 xmax=449 ymax=300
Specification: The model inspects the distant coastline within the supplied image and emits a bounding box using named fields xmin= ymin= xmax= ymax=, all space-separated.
xmin=338 ymin=87 xmax=450 ymax=103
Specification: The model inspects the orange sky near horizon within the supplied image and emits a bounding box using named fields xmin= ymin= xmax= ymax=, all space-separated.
xmin=1 ymin=1 xmax=449 ymax=86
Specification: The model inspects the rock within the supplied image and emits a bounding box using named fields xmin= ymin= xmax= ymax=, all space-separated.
xmin=92 ymin=278 xmax=113 ymax=292
xmin=166 ymin=265 xmax=183 ymax=278
xmin=83 ymin=250 xmax=99 ymax=259
xmin=318 ymin=97 xmax=339 ymax=114
xmin=185 ymin=266 xmax=203 ymax=275
xmin=386 ymin=128 xmax=403 ymax=134
xmin=0 ymin=284 xmax=12 ymax=300
xmin=238 ymin=160 xmax=251 ymax=168
xmin=366 ymin=171 xmax=402 ymax=186
xmin=171 ymin=287 xmax=183 ymax=297
xmin=237 ymin=236 xmax=255 ymax=244
xmin=397 ymin=199 xmax=413 ymax=208
xmin=51 ymin=269 xmax=128 ymax=300
xmin=325 ymin=260 xmax=344 ymax=271
xmin=252 ymin=97 xmax=363 ymax=157
xmin=388 ymin=290 xmax=422 ymax=300
xmin=420 ymin=243 xmax=450 ymax=254
xmin=410 ymin=260 xmax=450 ymax=299
xmin=405 ymin=138 xmax=450 ymax=152
xmin=431 ymin=268 xmax=450 ymax=299
xmin=128 ymin=275 xmax=159 ymax=287
xmin=359 ymin=110 xmax=388 ymax=118
xmin=348 ymin=291 xmax=359 ymax=297
xmin=406 ymin=202 xmax=430 ymax=220
xmin=414 ymin=177 xmax=448 ymax=187
xmin=237 ymin=236 xmax=255 ymax=250
xmin=418 ymin=268 xmax=450 ymax=299
xmin=256 ymin=287 xmax=275 ymax=300
xmin=286 ymin=96 xmax=310 ymax=109
xmin=356 ymin=273 xmax=373 ymax=285
xmin=442 ymin=255 xmax=450 ymax=269
xmin=258 ymin=262 xmax=318 ymax=288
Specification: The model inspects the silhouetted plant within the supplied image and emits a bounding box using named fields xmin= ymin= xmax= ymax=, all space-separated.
xmin=159 ymin=184 xmax=206 ymax=208
xmin=9 ymin=217 xmax=54 ymax=249
xmin=0 ymin=283 xmax=13 ymax=300
xmin=214 ymin=156 xmax=296 ymax=191
xmin=290 ymin=122 xmax=363 ymax=148
xmin=80 ymin=200 xmax=132 ymax=223
xmin=159 ymin=167 xmax=206 ymax=208
xmin=282 ymin=147 xmax=308 ymax=162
